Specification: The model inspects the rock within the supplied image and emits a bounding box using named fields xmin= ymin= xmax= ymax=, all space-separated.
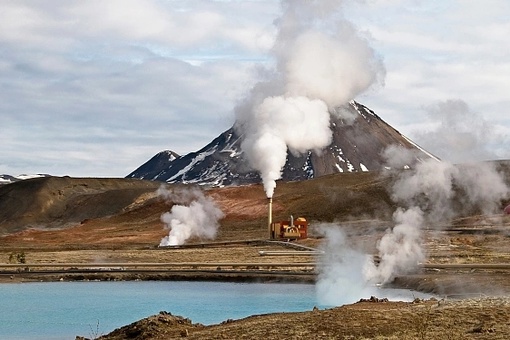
xmin=470 ymin=322 xmax=496 ymax=334
xmin=358 ymin=296 xmax=389 ymax=303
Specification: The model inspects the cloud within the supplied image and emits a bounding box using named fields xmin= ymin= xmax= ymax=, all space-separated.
xmin=1 ymin=0 xmax=509 ymax=177
xmin=0 ymin=1 xmax=283 ymax=177
xmin=350 ymin=0 xmax=510 ymax=154
xmin=0 ymin=1 xmax=276 ymax=53
xmin=0 ymin=40 xmax=257 ymax=177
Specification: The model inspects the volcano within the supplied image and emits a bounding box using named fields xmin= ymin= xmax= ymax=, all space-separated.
xmin=127 ymin=101 xmax=437 ymax=186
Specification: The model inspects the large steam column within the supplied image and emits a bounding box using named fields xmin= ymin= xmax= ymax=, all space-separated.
xmin=268 ymin=197 xmax=273 ymax=239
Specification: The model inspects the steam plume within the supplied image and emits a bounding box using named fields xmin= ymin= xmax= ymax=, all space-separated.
xmin=364 ymin=156 xmax=509 ymax=285
xmin=363 ymin=207 xmax=424 ymax=284
xmin=235 ymin=0 xmax=384 ymax=197
xmin=316 ymin=157 xmax=509 ymax=305
xmin=158 ymin=186 xmax=224 ymax=246
xmin=316 ymin=225 xmax=376 ymax=305
xmin=316 ymin=222 xmax=433 ymax=304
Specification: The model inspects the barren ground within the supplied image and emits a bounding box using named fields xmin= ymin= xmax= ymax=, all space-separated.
xmin=2 ymin=221 xmax=510 ymax=339
xmin=1 ymin=175 xmax=510 ymax=339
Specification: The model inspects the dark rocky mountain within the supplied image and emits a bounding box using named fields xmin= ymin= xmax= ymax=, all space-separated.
xmin=126 ymin=150 xmax=180 ymax=183
xmin=127 ymin=101 xmax=437 ymax=186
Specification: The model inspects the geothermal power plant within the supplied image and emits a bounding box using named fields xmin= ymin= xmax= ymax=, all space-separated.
xmin=267 ymin=197 xmax=308 ymax=241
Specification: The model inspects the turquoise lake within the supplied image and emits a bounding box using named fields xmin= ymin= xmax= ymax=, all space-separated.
xmin=0 ymin=280 xmax=432 ymax=339
xmin=0 ymin=281 xmax=321 ymax=339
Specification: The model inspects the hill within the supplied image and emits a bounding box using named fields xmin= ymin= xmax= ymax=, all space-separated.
xmin=0 ymin=171 xmax=394 ymax=243
xmin=1 ymin=160 xmax=510 ymax=246
xmin=0 ymin=176 xmax=162 ymax=236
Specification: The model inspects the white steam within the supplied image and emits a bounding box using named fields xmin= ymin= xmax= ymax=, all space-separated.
xmin=316 ymin=225 xmax=377 ymax=305
xmin=316 ymin=223 xmax=433 ymax=305
xmin=317 ymin=152 xmax=509 ymax=303
xmin=158 ymin=186 xmax=224 ymax=246
xmin=236 ymin=0 xmax=384 ymax=198
xmin=241 ymin=96 xmax=332 ymax=197
xmin=281 ymin=29 xmax=382 ymax=109
xmin=414 ymin=99 xmax=508 ymax=163
xmin=363 ymin=157 xmax=509 ymax=285
xmin=364 ymin=207 xmax=425 ymax=284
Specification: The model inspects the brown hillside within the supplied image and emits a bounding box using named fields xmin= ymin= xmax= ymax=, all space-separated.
xmin=0 ymin=171 xmax=398 ymax=247
xmin=0 ymin=177 xmax=162 ymax=235
xmin=1 ymin=160 xmax=509 ymax=248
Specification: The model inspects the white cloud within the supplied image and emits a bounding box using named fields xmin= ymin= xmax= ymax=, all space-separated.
xmin=0 ymin=0 xmax=276 ymax=54
xmin=1 ymin=0 xmax=509 ymax=177
xmin=352 ymin=0 xmax=510 ymax=147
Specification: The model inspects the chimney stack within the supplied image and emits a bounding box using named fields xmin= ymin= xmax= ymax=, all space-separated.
xmin=268 ymin=197 xmax=273 ymax=239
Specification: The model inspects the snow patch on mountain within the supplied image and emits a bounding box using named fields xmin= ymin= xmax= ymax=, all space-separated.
xmin=127 ymin=101 xmax=437 ymax=187
xmin=0 ymin=174 xmax=50 ymax=185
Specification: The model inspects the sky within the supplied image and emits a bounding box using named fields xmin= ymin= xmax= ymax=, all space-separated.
xmin=1 ymin=0 xmax=509 ymax=178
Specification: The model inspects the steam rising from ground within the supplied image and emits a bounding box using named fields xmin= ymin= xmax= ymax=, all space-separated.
xmin=318 ymin=153 xmax=509 ymax=302
xmin=158 ymin=186 xmax=224 ymax=246
xmin=316 ymin=225 xmax=377 ymax=305
xmin=366 ymin=156 xmax=509 ymax=285
xmin=361 ymin=101 xmax=510 ymax=285
xmin=316 ymin=223 xmax=433 ymax=305
xmin=250 ymin=2 xmax=510 ymax=305
xmin=363 ymin=207 xmax=425 ymax=284
xmin=235 ymin=0 xmax=384 ymax=198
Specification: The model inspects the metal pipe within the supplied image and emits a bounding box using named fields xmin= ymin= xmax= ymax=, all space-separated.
xmin=259 ymin=251 xmax=324 ymax=256
xmin=268 ymin=197 xmax=273 ymax=239
xmin=0 ymin=262 xmax=315 ymax=268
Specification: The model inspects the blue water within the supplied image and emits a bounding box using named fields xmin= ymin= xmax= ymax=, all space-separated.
xmin=0 ymin=281 xmax=433 ymax=340
xmin=0 ymin=281 xmax=321 ymax=340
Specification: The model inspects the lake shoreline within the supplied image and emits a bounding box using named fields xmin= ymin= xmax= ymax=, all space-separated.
xmin=0 ymin=270 xmax=316 ymax=284
xmin=3 ymin=270 xmax=508 ymax=299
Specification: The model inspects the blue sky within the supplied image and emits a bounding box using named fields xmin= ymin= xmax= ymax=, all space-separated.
xmin=1 ymin=0 xmax=509 ymax=177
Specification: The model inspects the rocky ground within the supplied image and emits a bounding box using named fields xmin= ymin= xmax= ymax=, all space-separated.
xmin=75 ymin=297 xmax=510 ymax=340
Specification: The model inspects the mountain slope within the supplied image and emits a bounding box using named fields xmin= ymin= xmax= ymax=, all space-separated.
xmin=127 ymin=101 xmax=437 ymax=186
xmin=126 ymin=150 xmax=180 ymax=183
